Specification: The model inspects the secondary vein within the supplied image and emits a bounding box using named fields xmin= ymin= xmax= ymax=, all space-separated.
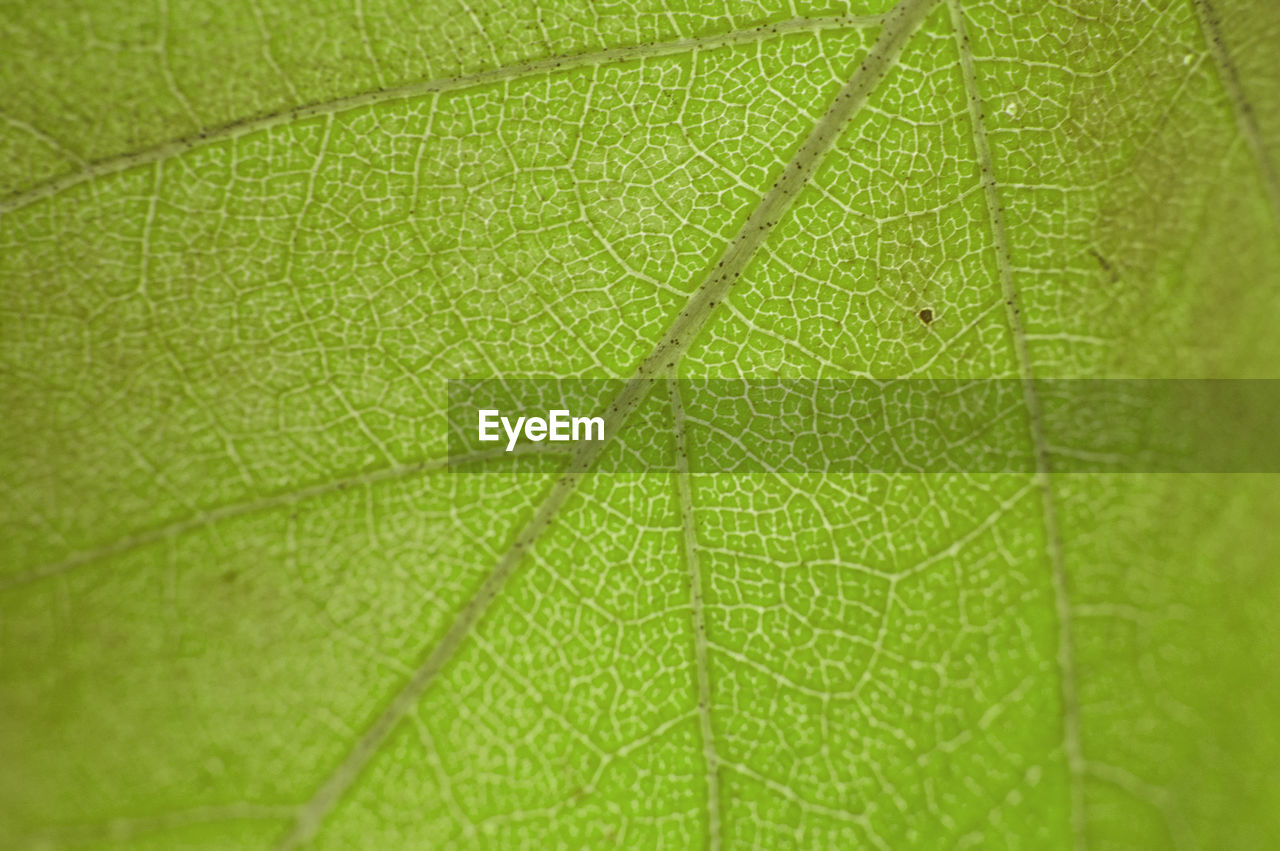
xmin=0 ymin=14 xmax=882 ymax=218
xmin=671 ymin=380 xmax=721 ymax=851
xmin=1191 ymin=0 xmax=1280 ymax=234
xmin=0 ymin=447 xmax=565 ymax=593
xmin=946 ymin=2 xmax=1086 ymax=848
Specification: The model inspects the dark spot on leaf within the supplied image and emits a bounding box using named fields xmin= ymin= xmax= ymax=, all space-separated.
xmin=1089 ymin=247 xmax=1118 ymax=283
xmin=918 ymin=308 xmax=934 ymax=325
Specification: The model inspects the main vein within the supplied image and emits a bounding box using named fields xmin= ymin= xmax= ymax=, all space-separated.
xmin=946 ymin=2 xmax=1086 ymax=848
xmin=277 ymin=0 xmax=939 ymax=844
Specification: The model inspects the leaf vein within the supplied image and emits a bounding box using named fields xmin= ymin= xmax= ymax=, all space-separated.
xmin=947 ymin=2 xmax=1086 ymax=847
xmin=274 ymin=1 xmax=939 ymax=843
xmin=0 ymin=14 xmax=883 ymax=218
xmin=1191 ymin=0 xmax=1280 ymax=233
xmin=671 ymin=379 xmax=722 ymax=851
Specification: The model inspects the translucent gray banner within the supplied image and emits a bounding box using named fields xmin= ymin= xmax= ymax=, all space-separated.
xmin=447 ymin=379 xmax=1280 ymax=473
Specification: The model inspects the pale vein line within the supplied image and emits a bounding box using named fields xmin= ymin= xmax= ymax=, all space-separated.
xmin=0 ymin=447 xmax=565 ymax=593
xmin=670 ymin=380 xmax=721 ymax=851
xmin=0 ymin=14 xmax=883 ymax=218
xmin=277 ymin=1 xmax=939 ymax=844
xmin=248 ymin=0 xmax=301 ymax=102
xmin=352 ymin=0 xmax=387 ymax=89
xmin=1191 ymin=0 xmax=1280 ymax=232
xmin=1083 ymin=762 xmax=1192 ymax=851
xmin=155 ymin=0 xmax=202 ymax=129
xmin=279 ymin=114 xmax=397 ymax=470
xmin=276 ymin=427 xmax=610 ymax=849
xmin=0 ymin=112 xmax=85 ymax=167
xmin=946 ymin=3 xmax=1086 ymax=848
xmin=717 ymin=759 xmax=878 ymax=837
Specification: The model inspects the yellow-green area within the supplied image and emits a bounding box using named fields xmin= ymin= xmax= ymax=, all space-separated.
xmin=2 ymin=0 xmax=1279 ymax=848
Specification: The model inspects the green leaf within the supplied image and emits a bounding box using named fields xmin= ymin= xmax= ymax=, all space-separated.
xmin=3 ymin=0 xmax=1279 ymax=848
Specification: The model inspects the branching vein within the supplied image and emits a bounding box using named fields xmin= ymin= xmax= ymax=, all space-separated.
xmin=275 ymin=0 xmax=938 ymax=843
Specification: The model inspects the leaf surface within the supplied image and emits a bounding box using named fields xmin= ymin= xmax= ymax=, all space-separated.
xmin=2 ymin=0 xmax=1280 ymax=848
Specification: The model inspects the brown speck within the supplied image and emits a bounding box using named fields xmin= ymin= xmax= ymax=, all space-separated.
xmin=1088 ymin=247 xmax=1117 ymax=282
xmin=918 ymin=308 xmax=934 ymax=325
